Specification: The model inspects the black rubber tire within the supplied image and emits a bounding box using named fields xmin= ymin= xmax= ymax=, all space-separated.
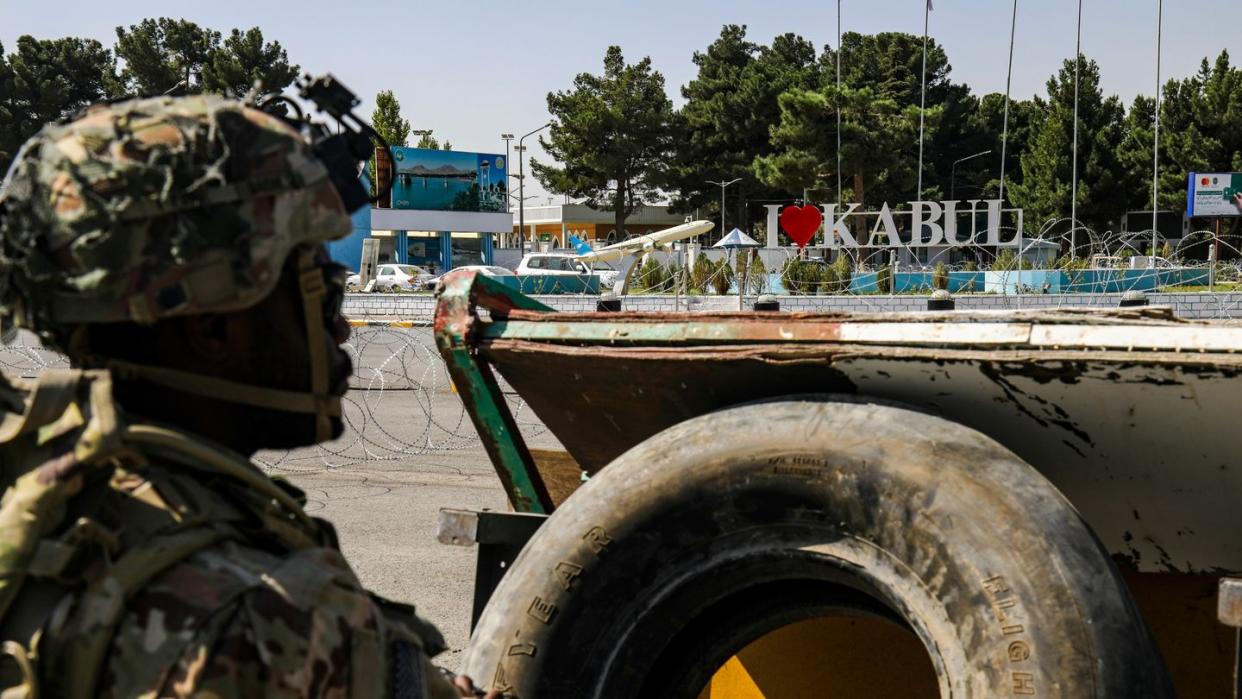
xmin=463 ymin=398 xmax=1172 ymax=698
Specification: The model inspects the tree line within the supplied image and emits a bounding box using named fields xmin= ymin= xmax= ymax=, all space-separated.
xmin=532 ymin=25 xmax=1242 ymax=244
xmin=0 ymin=18 xmax=301 ymax=173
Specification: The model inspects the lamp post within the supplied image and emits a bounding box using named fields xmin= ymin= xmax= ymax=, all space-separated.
xmin=705 ymin=178 xmax=742 ymax=241
xmin=501 ymin=133 xmax=514 ymax=247
xmin=518 ymin=123 xmax=552 ymax=254
xmin=950 ymin=150 xmax=992 ymax=202
xmin=411 ymin=129 xmax=432 ymax=144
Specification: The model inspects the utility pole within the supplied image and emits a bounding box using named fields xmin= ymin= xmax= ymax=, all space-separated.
xmin=518 ymin=123 xmax=552 ymax=254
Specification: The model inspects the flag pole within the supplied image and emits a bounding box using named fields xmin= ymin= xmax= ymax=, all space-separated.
xmin=916 ymin=0 xmax=930 ymax=200
xmin=998 ymin=0 xmax=1018 ymax=207
xmin=1071 ymin=0 xmax=1083 ymax=259
xmin=836 ymin=0 xmax=843 ymax=211
xmin=1151 ymin=0 xmax=1163 ymax=260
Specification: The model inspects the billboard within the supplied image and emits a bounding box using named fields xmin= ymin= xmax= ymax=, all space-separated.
xmin=1187 ymin=172 xmax=1242 ymax=217
xmin=389 ymin=147 xmax=507 ymax=213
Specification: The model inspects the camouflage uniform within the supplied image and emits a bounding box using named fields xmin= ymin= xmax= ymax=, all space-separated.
xmin=0 ymin=96 xmax=462 ymax=698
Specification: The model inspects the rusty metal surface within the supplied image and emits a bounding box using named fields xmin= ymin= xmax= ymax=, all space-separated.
xmin=433 ymin=270 xmax=555 ymax=513
xmin=477 ymin=309 xmax=1242 ymax=574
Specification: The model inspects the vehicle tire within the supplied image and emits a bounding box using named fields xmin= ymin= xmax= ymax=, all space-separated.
xmin=461 ymin=397 xmax=1171 ymax=698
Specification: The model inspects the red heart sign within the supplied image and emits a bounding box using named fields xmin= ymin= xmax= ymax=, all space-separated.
xmin=779 ymin=205 xmax=823 ymax=248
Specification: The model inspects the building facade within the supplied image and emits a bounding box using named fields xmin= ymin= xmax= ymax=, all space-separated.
xmin=506 ymin=204 xmax=687 ymax=248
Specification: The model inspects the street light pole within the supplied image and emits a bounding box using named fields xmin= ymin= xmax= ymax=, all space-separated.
xmin=501 ymin=133 xmax=514 ymax=247
xmin=705 ymin=178 xmax=742 ymax=240
xmin=950 ymin=150 xmax=993 ymax=202
xmin=518 ymin=123 xmax=552 ymax=254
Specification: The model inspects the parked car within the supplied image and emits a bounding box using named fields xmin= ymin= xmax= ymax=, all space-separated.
xmin=423 ymin=265 xmax=517 ymax=291
xmin=345 ymin=264 xmax=434 ymax=291
xmin=516 ymin=253 xmax=620 ymax=289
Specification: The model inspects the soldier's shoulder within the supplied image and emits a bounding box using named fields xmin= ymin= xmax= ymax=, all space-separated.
xmin=103 ymin=538 xmax=420 ymax=697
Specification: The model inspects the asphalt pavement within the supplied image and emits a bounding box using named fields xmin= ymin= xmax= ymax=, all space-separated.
xmin=258 ymin=379 xmax=559 ymax=667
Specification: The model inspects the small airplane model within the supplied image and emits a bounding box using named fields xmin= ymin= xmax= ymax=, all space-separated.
xmin=570 ymin=219 xmax=715 ymax=294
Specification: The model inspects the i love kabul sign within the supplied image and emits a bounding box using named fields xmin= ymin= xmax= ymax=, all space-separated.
xmin=764 ymin=199 xmax=1026 ymax=250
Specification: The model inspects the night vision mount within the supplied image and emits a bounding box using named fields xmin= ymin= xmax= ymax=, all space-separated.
xmin=255 ymin=73 xmax=392 ymax=213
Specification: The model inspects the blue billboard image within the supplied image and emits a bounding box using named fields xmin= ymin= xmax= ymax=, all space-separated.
xmin=389 ymin=147 xmax=508 ymax=213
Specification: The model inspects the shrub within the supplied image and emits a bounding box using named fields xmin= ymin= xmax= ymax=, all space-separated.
xmin=690 ymin=255 xmax=713 ymax=293
xmin=875 ymin=263 xmax=893 ymax=294
xmin=993 ymin=249 xmax=1017 ymax=270
xmin=831 ymin=255 xmax=852 ymax=294
xmin=635 ymin=257 xmax=665 ymax=292
xmin=780 ymin=258 xmax=803 ymax=295
xmin=932 ymin=261 xmax=949 ymax=290
xmin=816 ymin=264 xmax=837 ymax=295
xmin=664 ymin=262 xmax=683 ymax=293
xmin=745 ymin=253 xmax=769 ymax=295
xmin=710 ymin=258 xmax=734 ymax=295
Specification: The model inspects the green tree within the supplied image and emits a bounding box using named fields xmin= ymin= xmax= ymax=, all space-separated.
xmin=666 ymin=26 xmax=817 ymax=230
xmin=200 ymin=28 xmax=298 ymax=96
xmin=1118 ymin=51 xmax=1242 ymax=235
xmin=416 ymin=133 xmax=452 ymax=151
xmin=1195 ymin=51 xmax=1242 ymax=172
xmin=534 ymin=45 xmax=674 ymax=238
xmin=0 ymin=36 xmax=118 ymax=173
xmin=371 ymin=90 xmax=411 ymax=147
xmin=0 ymin=43 xmax=13 ymax=170
xmin=755 ymin=32 xmax=957 ymax=215
xmin=965 ymin=93 xmax=1039 ymax=199
xmin=757 ymin=82 xmax=929 ymax=216
xmin=114 ymin=18 xmax=221 ymax=95
xmin=827 ymin=31 xmax=968 ymax=202
xmin=1009 ymin=56 xmax=1128 ymax=233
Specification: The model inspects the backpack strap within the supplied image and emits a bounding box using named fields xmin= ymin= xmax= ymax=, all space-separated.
xmin=43 ymin=524 xmax=227 ymax=699
xmin=0 ymin=370 xmax=121 ymax=621
xmin=39 ymin=422 xmax=328 ymax=698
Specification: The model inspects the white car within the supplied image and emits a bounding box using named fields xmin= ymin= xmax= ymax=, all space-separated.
xmin=516 ymin=253 xmax=620 ymax=288
xmin=423 ymin=265 xmax=517 ymax=290
xmin=346 ymin=264 xmax=435 ymax=291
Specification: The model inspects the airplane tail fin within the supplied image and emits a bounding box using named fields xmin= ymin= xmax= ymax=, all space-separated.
xmin=569 ymin=235 xmax=594 ymax=256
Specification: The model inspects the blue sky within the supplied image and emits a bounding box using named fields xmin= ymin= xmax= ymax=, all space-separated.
xmin=3 ymin=1 xmax=1240 ymax=203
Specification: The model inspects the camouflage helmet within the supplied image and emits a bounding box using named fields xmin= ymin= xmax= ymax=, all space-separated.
xmin=0 ymin=94 xmax=352 ymax=350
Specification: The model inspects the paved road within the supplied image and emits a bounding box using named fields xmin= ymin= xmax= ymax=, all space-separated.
xmin=258 ymin=385 xmax=559 ymax=668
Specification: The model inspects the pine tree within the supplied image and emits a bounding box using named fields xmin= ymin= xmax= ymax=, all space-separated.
xmin=114 ymin=18 xmax=220 ymax=95
xmin=534 ymin=46 xmax=674 ymax=239
xmin=200 ymin=28 xmax=298 ymax=96
xmin=1 ymin=37 xmax=118 ymax=173
xmin=667 ymin=26 xmax=817 ymax=229
xmin=1009 ymin=56 xmax=1128 ymax=233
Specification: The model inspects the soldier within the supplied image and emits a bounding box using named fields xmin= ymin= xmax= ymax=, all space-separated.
xmin=0 ymin=94 xmax=498 ymax=697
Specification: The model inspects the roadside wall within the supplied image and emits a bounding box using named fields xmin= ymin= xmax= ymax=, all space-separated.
xmin=344 ymin=292 xmax=1242 ymax=321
